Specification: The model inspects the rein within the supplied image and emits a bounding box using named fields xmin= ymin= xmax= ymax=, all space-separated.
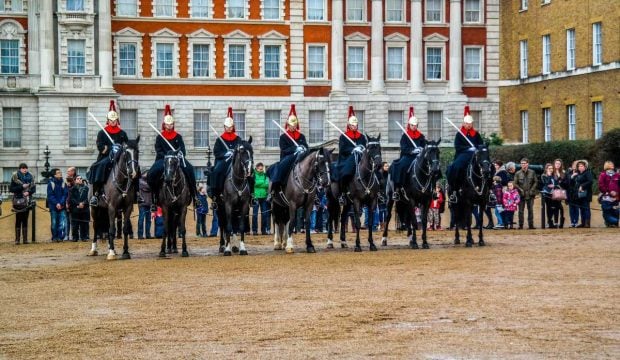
xmin=466 ymin=151 xmax=490 ymax=196
xmin=163 ymin=154 xmax=186 ymax=203
xmin=110 ymin=149 xmax=137 ymax=198
xmin=355 ymin=142 xmax=380 ymax=195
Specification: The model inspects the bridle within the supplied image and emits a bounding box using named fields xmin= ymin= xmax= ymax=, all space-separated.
xmin=110 ymin=146 xmax=138 ymax=198
xmin=467 ymin=147 xmax=492 ymax=196
xmin=163 ymin=153 xmax=186 ymax=203
xmin=229 ymin=144 xmax=253 ymax=197
xmin=410 ymin=144 xmax=440 ymax=194
xmin=293 ymin=148 xmax=331 ymax=194
xmin=355 ymin=141 xmax=381 ymax=195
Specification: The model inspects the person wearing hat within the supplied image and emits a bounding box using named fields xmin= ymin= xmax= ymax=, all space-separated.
xmin=147 ymin=105 xmax=197 ymax=212
xmin=266 ymin=104 xmax=309 ymax=199
xmin=88 ymin=100 xmax=129 ymax=206
xmin=389 ymin=106 xmax=427 ymax=201
xmin=207 ymin=107 xmax=243 ymax=200
xmin=10 ymin=163 xmax=36 ymax=244
xmin=446 ymin=105 xmax=483 ymax=203
xmin=334 ymin=106 xmax=368 ymax=204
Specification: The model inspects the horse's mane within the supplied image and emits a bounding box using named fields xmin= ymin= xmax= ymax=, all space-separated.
xmin=297 ymin=147 xmax=322 ymax=163
xmin=126 ymin=139 xmax=139 ymax=150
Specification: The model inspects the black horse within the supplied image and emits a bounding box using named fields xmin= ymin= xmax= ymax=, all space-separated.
xmin=88 ymin=138 xmax=140 ymax=260
xmin=452 ymin=143 xmax=493 ymax=247
xmin=271 ymin=147 xmax=333 ymax=253
xmin=382 ymin=140 xmax=442 ymax=249
xmin=327 ymin=134 xmax=382 ymax=252
xmin=216 ymin=138 xmax=253 ymax=256
xmin=158 ymin=150 xmax=192 ymax=257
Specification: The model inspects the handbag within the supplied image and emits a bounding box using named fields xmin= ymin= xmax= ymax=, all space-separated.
xmin=12 ymin=196 xmax=28 ymax=210
xmin=551 ymin=188 xmax=567 ymax=201
xmin=577 ymin=189 xmax=588 ymax=199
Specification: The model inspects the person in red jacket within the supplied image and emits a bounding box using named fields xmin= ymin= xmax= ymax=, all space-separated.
xmin=427 ymin=183 xmax=444 ymax=230
xmin=598 ymin=161 xmax=619 ymax=227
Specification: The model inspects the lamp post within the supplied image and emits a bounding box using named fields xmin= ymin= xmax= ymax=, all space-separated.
xmin=43 ymin=145 xmax=51 ymax=180
xmin=204 ymin=145 xmax=212 ymax=180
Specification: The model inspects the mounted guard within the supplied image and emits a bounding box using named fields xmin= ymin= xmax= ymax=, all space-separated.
xmin=334 ymin=106 xmax=367 ymax=204
xmin=207 ymin=107 xmax=244 ymax=201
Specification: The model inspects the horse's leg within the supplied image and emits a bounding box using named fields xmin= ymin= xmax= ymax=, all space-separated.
xmin=121 ymin=205 xmax=132 ymax=259
xmin=181 ymin=207 xmax=189 ymax=257
xmin=421 ymin=203 xmax=430 ymax=249
xmin=223 ymin=203 xmax=233 ymax=256
xmin=353 ymin=200 xmax=362 ymax=252
xmin=466 ymin=205 xmax=474 ymax=247
xmin=88 ymin=207 xmax=99 ymax=256
xmin=285 ymin=205 xmax=296 ymax=254
xmin=106 ymin=207 xmax=117 ymax=260
xmin=172 ymin=211 xmax=179 ymax=254
xmin=159 ymin=207 xmax=167 ymax=257
xmin=368 ymin=200 xmax=377 ymax=251
xmin=339 ymin=203 xmax=349 ymax=248
xmin=218 ymin=207 xmax=225 ymax=253
xmin=409 ymin=202 xmax=418 ymax=249
xmin=239 ymin=202 xmax=248 ymax=256
xmin=273 ymin=205 xmax=282 ymax=250
xmin=478 ymin=201 xmax=486 ymax=247
xmin=454 ymin=206 xmax=461 ymax=245
xmin=326 ymin=203 xmax=334 ymax=249
xmin=381 ymin=199 xmax=393 ymax=246
xmin=305 ymin=202 xmax=316 ymax=253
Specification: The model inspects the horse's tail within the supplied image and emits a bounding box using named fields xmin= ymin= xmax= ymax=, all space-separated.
xmin=272 ymin=202 xmax=289 ymax=225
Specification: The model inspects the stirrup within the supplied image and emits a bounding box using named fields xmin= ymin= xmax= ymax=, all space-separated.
xmin=89 ymin=195 xmax=98 ymax=206
xmin=392 ymin=188 xmax=401 ymax=201
xmin=338 ymin=194 xmax=347 ymax=206
xmin=448 ymin=192 xmax=458 ymax=204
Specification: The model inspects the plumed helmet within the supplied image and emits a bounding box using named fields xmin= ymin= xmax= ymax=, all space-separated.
xmin=163 ymin=104 xmax=175 ymax=125
xmin=287 ymin=104 xmax=299 ymax=128
xmin=463 ymin=105 xmax=474 ymax=124
xmin=224 ymin=107 xmax=234 ymax=127
xmin=408 ymin=106 xmax=419 ymax=126
xmin=347 ymin=106 xmax=358 ymax=126
xmin=107 ymin=100 xmax=119 ymax=121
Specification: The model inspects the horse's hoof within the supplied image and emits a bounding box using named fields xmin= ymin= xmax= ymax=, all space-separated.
xmin=285 ymin=247 xmax=294 ymax=254
xmin=232 ymin=246 xmax=239 ymax=253
xmin=239 ymin=250 xmax=248 ymax=256
xmin=422 ymin=243 xmax=430 ymax=249
xmin=326 ymin=243 xmax=334 ymax=249
xmin=172 ymin=249 xmax=179 ymax=254
xmin=478 ymin=240 xmax=486 ymax=247
xmin=306 ymin=246 xmax=316 ymax=254
xmin=466 ymin=242 xmax=473 ymax=248
xmin=341 ymin=243 xmax=348 ymax=249
xmin=159 ymin=252 xmax=166 ymax=258
xmin=454 ymin=239 xmax=461 ymax=245
xmin=181 ymin=251 xmax=189 ymax=257
xmin=121 ymin=253 xmax=131 ymax=260
xmin=166 ymin=249 xmax=171 ymax=254
xmin=381 ymin=239 xmax=387 ymax=246
xmin=224 ymin=251 xmax=232 ymax=256
xmin=354 ymin=246 xmax=362 ymax=252
xmin=410 ymin=241 xmax=419 ymax=249
xmin=369 ymin=244 xmax=378 ymax=251
xmin=87 ymin=250 xmax=98 ymax=256
xmin=106 ymin=254 xmax=117 ymax=261
xmin=274 ymin=244 xmax=283 ymax=250
xmin=219 ymin=246 xmax=225 ymax=253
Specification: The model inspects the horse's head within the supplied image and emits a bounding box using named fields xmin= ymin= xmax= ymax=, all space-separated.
xmin=315 ymin=147 xmax=333 ymax=188
xmin=163 ymin=149 xmax=181 ymax=184
xmin=423 ymin=138 xmax=442 ymax=177
xmin=234 ymin=137 xmax=254 ymax=178
xmin=365 ymin=134 xmax=382 ymax=171
xmin=119 ymin=135 xmax=140 ymax=180
xmin=475 ymin=142 xmax=493 ymax=179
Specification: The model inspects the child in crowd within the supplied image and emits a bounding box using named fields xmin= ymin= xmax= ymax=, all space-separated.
xmin=428 ymin=183 xmax=444 ymax=230
xmin=502 ymin=181 xmax=520 ymax=229
xmin=492 ymin=176 xmax=505 ymax=229
xmin=195 ymin=186 xmax=209 ymax=237
xmin=153 ymin=206 xmax=164 ymax=238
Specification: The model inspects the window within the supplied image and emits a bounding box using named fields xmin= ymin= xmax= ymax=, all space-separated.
xmin=228 ymin=44 xmax=246 ymax=78
xmin=69 ymin=108 xmax=87 ymax=148
xmin=593 ymin=101 xmax=603 ymax=139
xmin=464 ymin=47 xmax=482 ymax=81
xmin=308 ymin=110 xmax=324 ymax=143
xmin=67 ymin=40 xmax=85 ymax=74
xmin=191 ymin=0 xmax=211 ymax=18
xmin=386 ymin=47 xmax=404 ymax=80
xmin=566 ymin=28 xmax=575 ymax=70
xmin=67 ymin=0 xmax=85 ymax=11
xmin=307 ymin=0 xmax=325 ymax=21
xmin=307 ymin=45 xmax=326 ymax=79
xmin=264 ymin=45 xmax=281 ymax=78
xmin=592 ymin=22 xmax=602 ymax=66
xmin=156 ymin=43 xmax=173 ymax=77
xmin=116 ymin=0 xmax=137 ymax=16
xmin=520 ymin=0 xmax=528 ymax=10
xmin=263 ymin=0 xmax=280 ymax=20
xmin=426 ymin=47 xmax=442 ymax=80
xmin=1 ymin=0 xmax=23 ymax=12
xmin=347 ymin=0 xmax=364 ymax=22
xmin=388 ymin=111 xmax=403 ymax=143
xmin=521 ymin=110 xmax=529 ymax=144
xmin=542 ymin=34 xmax=551 ymax=75
xmin=386 ymin=0 xmax=403 ymax=22
xmin=193 ymin=44 xmax=210 ymax=77
xmin=347 ymin=46 xmax=365 ymax=80
xmin=233 ymin=111 xmax=246 ymax=139
xmin=543 ymin=108 xmax=551 ymax=142
xmin=3 ymin=169 xmax=15 ymax=182
xmin=120 ymin=110 xmax=137 ymax=139
xmin=195 ymin=167 xmax=208 ymax=181
xmin=2 ymin=107 xmax=21 ymax=148
xmin=264 ymin=110 xmax=280 ymax=147
xmin=567 ymin=105 xmax=576 ymax=140
xmin=464 ymin=0 xmax=481 ymax=23
xmin=428 ymin=111 xmax=442 ymax=140
xmin=119 ymin=43 xmax=136 ymax=76
xmin=426 ymin=0 xmax=442 ymax=23
xmin=355 ymin=111 xmax=365 ymax=133
xmin=227 ymin=0 xmax=245 ymax=18
xmin=541 ymin=0 xmax=550 ymax=4
xmin=154 ymin=0 xmax=175 ymax=17
xmin=194 ymin=111 xmax=210 ymax=148
xmin=520 ymin=40 xmax=528 ymax=79
xmin=0 ymin=39 xmax=19 ymax=74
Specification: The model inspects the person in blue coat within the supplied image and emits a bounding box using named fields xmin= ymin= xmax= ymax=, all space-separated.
xmin=389 ymin=106 xmax=427 ymax=201
xmin=147 ymin=104 xmax=197 ymax=211
xmin=335 ymin=106 xmax=367 ymax=204
xmin=446 ymin=105 xmax=484 ymax=203
xmin=208 ymin=107 xmax=244 ymax=200
xmin=267 ymin=104 xmax=309 ymax=198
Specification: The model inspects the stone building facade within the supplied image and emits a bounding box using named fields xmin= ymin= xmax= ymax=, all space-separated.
xmin=499 ymin=0 xmax=619 ymax=144
xmin=1 ymin=0 xmax=499 ymax=182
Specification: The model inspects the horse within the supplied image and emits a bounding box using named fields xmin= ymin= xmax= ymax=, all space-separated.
xmin=271 ymin=147 xmax=333 ymax=253
xmin=327 ymin=134 xmax=382 ymax=252
xmin=88 ymin=137 xmax=140 ymax=260
xmin=382 ymin=140 xmax=442 ymax=249
xmin=451 ymin=143 xmax=493 ymax=247
xmin=216 ymin=137 xmax=253 ymax=256
xmin=158 ymin=150 xmax=192 ymax=257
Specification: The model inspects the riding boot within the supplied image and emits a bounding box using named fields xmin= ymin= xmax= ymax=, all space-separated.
xmin=22 ymin=225 xmax=29 ymax=244
xmin=90 ymin=183 xmax=99 ymax=206
xmin=559 ymin=217 xmax=565 ymax=228
xmin=392 ymin=187 xmax=401 ymax=201
xmin=15 ymin=227 xmax=20 ymax=245
xmin=150 ymin=192 xmax=158 ymax=213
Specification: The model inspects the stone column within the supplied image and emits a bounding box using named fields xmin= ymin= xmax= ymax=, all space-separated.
xmin=410 ymin=0 xmax=424 ymax=93
xmin=98 ymin=0 xmax=114 ymax=90
xmin=448 ymin=0 xmax=463 ymax=93
xmin=330 ymin=0 xmax=345 ymax=94
xmin=39 ymin=0 xmax=54 ymax=89
xmin=28 ymin=0 xmax=40 ymax=76
xmin=370 ymin=0 xmax=384 ymax=94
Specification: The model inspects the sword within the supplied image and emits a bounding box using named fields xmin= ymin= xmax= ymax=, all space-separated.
xmin=88 ymin=112 xmax=114 ymax=144
xmin=271 ymin=120 xmax=299 ymax=147
xmin=394 ymin=121 xmax=419 ymax=149
xmin=148 ymin=122 xmax=176 ymax=152
xmin=208 ymin=124 xmax=232 ymax=148
xmin=444 ymin=117 xmax=476 ymax=148
xmin=325 ymin=119 xmax=357 ymax=146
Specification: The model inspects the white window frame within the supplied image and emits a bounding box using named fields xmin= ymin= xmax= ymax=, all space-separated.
xmin=388 ymin=111 xmax=404 ymax=143
xmin=464 ymin=46 xmax=483 ymax=81
xmin=386 ymin=46 xmax=405 ymax=81
xmin=593 ymin=101 xmax=603 ymax=139
xmin=67 ymin=39 xmax=86 ymax=74
xmin=347 ymin=0 xmax=366 ymax=23
xmin=386 ymin=0 xmax=404 ymax=23
xmin=193 ymin=110 xmax=210 ymax=148
xmin=306 ymin=0 xmax=326 ymax=22
xmin=543 ymin=108 xmax=551 ymax=142
xmin=115 ymin=0 xmax=139 ymax=17
xmin=190 ymin=0 xmax=212 ymax=18
xmin=384 ymin=32 xmax=409 ymax=81
xmin=542 ymin=34 xmax=551 ymax=75
xmin=464 ymin=0 xmax=483 ymax=24
xmin=346 ymin=45 xmax=366 ymax=80
xmin=69 ymin=107 xmax=88 ymax=148
xmin=118 ymin=42 xmax=137 ymax=76
xmin=425 ymin=46 xmax=444 ymax=81
xmin=345 ymin=32 xmax=370 ymax=81
xmin=233 ymin=111 xmax=246 ymax=139
xmin=114 ymin=27 xmax=143 ymax=78
xmin=425 ymin=0 xmax=444 ymax=24
xmin=306 ymin=44 xmax=327 ymax=80
xmin=2 ymin=107 xmax=21 ymax=148
xmin=120 ymin=109 xmax=138 ymax=139
xmin=592 ymin=22 xmax=602 ymax=66
xmin=258 ymin=30 xmax=288 ymax=80
xmin=520 ymin=40 xmax=528 ymax=79
xmin=223 ymin=30 xmax=252 ymax=80
xmin=264 ymin=110 xmax=281 ymax=147
xmin=226 ymin=0 xmax=248 ymax=19
xmin=187 ymin=29 xmax=217 ymax=79
xmin=566 ymin=28 xmax=575 ymax=71
xmin=153 ymin=0 xmax=176 ymax=17
xmin=261 ymin=0 xmax=282 ymax=20
xmin=521 ymin=110 xmax=529 ymax=144
xmin=541 ymin=0 xmax=551 ymax=5
xmin=520 ymin=0 xmax=528 ymax=11
xmin=0 ymin=0 xmax=26 ymax=13
xmin=427 ymin=111 xmax=443 ymax=141
xmin=567 ymin=104 xmax=576 ymax=140
xmin=66 ymin=0 xmax=85 ymax=12
xmin=0 ymin=20 xmax=26 ymax=75
xmin=308 ymin=110 xmax=325 ymax=144
xmin=150 ymin=28 xmax=181 ymax=79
